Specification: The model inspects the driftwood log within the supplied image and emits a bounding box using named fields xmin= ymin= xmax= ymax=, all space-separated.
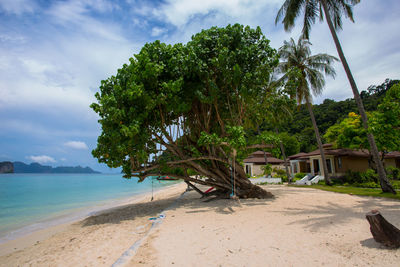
xmin=366 ymin=210 xmax=400 ymax=248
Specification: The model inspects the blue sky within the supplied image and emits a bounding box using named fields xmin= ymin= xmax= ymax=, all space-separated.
xmin=0 ymin=0 xmax=399 ymax=173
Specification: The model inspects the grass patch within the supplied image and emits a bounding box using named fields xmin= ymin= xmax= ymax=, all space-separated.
xmin=290 ymin=184 xmax=400 ymax=201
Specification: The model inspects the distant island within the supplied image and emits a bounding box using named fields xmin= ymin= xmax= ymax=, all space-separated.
xmin=0 ymin=161 xmax=101 ymax=174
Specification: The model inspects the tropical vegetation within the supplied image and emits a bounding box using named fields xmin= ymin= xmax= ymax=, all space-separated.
xmin=278 ymin=36 xmax=338 ymax=185
xmin=91 ymin=8 xmax=400 ymax=198
xmin=275 ymin=0 xmax=396 ymax=193
xmin=91 ymin=24 xmax=293 ymax=199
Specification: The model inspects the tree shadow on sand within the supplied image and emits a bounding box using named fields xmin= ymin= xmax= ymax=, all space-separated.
xmin=359 ymin=238 xmax=396 ymax=250
xmin=81 ymin=195 xmax=180 ymax=227
xmin=80 ymin=188 xmax=275 ymax=226
xmin=277 ymin=197 xmax=400 ymax=231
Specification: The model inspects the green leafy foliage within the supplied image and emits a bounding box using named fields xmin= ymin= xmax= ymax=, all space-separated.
xmin=261 ymin=164 xmax=272 ymax=176
xmin=294 ymin=172 xmax=307 ymax=180
xmin=324 ymin=112 xmax=368 ymax=149
xmin=386 ymin=166 xmax=400 ymax=180
xmin=91 ymin=24 xmax=283 ymax=199
xmin=274 ymin=79 xmax=399 ymax=154
xmin=369 ymin=83 xmax=400 ymax=153
xmin=324 ymin=83 xmax=400 ymax=153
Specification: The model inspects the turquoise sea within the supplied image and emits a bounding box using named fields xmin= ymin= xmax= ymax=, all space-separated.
xmin=0 ymin=173 xmax=178 ymax=242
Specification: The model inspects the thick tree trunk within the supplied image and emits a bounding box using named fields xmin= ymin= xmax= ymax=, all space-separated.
xmin=321 ymin=0 xmax=396 ymax=194
xmin=275 ymin=127 xmax=291 ymax=183
xmin=366 ymin=210 xmax=400 ymax=248
xmin=306 ymin=101 xmax=332 ymax=185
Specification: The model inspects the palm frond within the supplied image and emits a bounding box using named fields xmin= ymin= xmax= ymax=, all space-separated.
xmin=278 ymin=35 xmax=337 ymax=105
xmin=302 ymin=0 xmax=319 ymax=39
xmin=275 ymin=0 xmax=360 ymax=35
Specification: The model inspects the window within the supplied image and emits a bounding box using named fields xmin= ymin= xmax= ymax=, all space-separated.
xmin=338 ymin=157 xmax=342 ymax=169
xmin=245 ymin=165 xmax=252 ymax=175
xmin=293 ymin=162 xmax=298 ymax=173
xmin=326 ymin=159 xmax=332 ymax=173
xmin=313 ymin=159 xmax=320 ymax=174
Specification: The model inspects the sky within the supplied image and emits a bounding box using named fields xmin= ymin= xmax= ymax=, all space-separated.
xmin=0 ymin=0 xmax=399 ymax=173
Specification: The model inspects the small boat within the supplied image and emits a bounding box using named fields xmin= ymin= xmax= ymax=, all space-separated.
xmin=156 ymin=176 xmax=179 ymax=181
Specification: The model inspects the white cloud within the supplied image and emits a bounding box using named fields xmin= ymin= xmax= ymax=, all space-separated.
xmin=151 ymin=27 xmax=167 ymax=37
xmin=28 ymin=155 xmax=56 ymax=164
xmin=0 ymin=33 xmax=26 ymax=43
xmin=0 ymin=0 xmax=36 ymax=15
xmin=64 ymin=141 xmax=89 ymax=150
xmin=0 ymin=2 xmax=138 ymax=119
xmin=157 ymin=0 xmax=282 ymax=28
xmin=46 ymin=0 xmax=124 ymax=42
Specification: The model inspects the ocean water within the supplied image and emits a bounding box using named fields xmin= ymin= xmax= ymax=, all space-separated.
xmin=0 ymin=173 xmax=178 ymax=242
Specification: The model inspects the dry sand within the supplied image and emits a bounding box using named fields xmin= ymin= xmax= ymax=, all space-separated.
xmin=1 ymin=184 xmax=400 ymax=266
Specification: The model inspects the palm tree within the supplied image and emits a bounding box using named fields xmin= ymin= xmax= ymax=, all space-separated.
xmin=275 ymin=0 xmax=395 ymax=193
xmin=279 ymin=37 xmax=338 ymax=185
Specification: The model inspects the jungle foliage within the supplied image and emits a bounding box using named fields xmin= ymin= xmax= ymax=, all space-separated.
xmin=273 ymin=79 xmax=400 ymax=153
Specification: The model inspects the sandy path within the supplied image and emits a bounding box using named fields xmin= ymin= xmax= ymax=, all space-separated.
xmin=131 ymin=185 xmax=400 ymax=267
xmin=0 ymin=183 xmax=187 ymax=267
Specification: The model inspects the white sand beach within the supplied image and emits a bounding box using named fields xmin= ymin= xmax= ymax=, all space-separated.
xmin=1 ymin=184 xmax=399 ymax=266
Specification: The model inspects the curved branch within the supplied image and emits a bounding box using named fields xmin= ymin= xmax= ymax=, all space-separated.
xmin=132 ymin=155 xmax=232 ymax=173
xmin=246 ymin=144 xmax=274 ymax=149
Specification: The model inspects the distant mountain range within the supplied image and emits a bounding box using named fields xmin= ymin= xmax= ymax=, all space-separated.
xmin=0 ymin=161 xmax=100 ymax=174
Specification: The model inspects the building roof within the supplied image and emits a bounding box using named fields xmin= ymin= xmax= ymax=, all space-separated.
xmin=243 ymin=157 xmax=284 ymax=164
xmin=385 ymin=151 xmax=400 ymax=159
xmin=250 ymin=150 xmax=272 ymax=157
xmin=305 ymin=148 xmax=371 ymax=158
xmin=288 ymin=152 xmax=309 ymax=160
xmin=289 ymin=145 xmax=400 ymax=159
xmin=243 ymin=150 xmax=284 ymax=164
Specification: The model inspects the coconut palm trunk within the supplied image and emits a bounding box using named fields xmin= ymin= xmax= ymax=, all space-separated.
xmin=320 ymin=0 xmax=395 ymax=194
xmin=257 ymin=125 xmax=269 ymax=174
xmin=275 ymin=127 xmax=291 ymax=183
xmin=306 ymin=101 xmax=331 ymax=185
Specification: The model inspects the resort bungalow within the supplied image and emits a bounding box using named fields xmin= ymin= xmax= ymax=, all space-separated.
xmin=289 ymin=144 xmax=400 ymax=177
xmin=243 ymin=151 xmax=285 ymax=177
xmin=288 ymin=152 xmax=311 ymax=175
xmin=385 ymin=151 xmax=400 ymax=168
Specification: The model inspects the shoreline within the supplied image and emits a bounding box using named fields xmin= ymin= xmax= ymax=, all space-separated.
xmin=0 ymin=182 xmax=185 ymax=257
xmin=0 ymin=173 xmax=179 ymax=242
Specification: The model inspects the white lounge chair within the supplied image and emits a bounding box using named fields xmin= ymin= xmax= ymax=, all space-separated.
xmin=295 ymin=174 xmax=313 ymax=185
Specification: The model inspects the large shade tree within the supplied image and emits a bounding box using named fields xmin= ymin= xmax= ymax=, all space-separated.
xmin=91 ymin=24 xmax=286 ymax=199
xmin=278 ymin=36 xmax=338 ymax=185
xmin=275 ymin=0 xmax=396 ymax=193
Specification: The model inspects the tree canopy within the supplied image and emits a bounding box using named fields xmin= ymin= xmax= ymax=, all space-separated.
xmin=91 ymin=24 xmax=287 ymax=199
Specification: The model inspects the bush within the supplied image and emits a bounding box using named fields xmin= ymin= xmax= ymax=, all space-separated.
xmin=273 ymin=168 xmax=287 ymax=182
xmin=344 ymin=169 xmax=377 ymax=185
xmin=391 ymin=180 xmax=400 ymax=189
xmin=352 ymin=181 xmax=379 ymax=188
xmin=362 ymin=169 xmax=378 ymax=183
xmin=273 ymin=168 xmax=286 ymax=177
xmin=386 ymin=166 xmax=400 ymax=180
xmin=294 ymin=172 xmax=307 ymax=180
xmin=261 ymin=164 xmax=272 ymax=176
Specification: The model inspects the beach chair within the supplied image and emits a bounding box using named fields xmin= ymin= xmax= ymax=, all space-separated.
xmin=295 ymin=174 xmax=313 ymax=185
